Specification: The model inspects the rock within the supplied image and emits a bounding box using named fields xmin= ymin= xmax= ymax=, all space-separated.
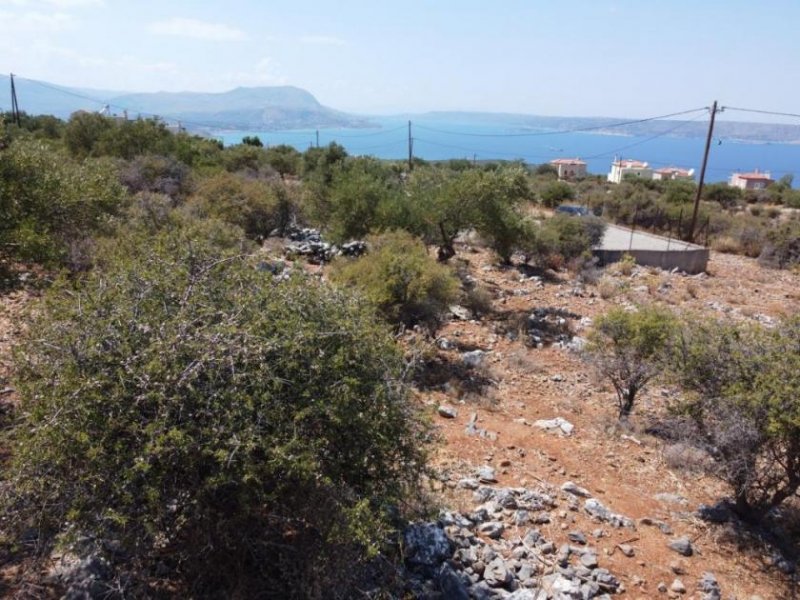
xmin=584 ymin=498 xmax=634 ymax=527
xmin=483 ymin=557 xmax=512 ymax=588
xmin=477 ymin=466 xmax=498 ymax=484
xmin=450 ymin=305 xmax=473 ymax=321
xmin=340 ymin=240 xmax=367 ymax=257
xmin=437 ymin=563 xmax=470 ymax=600
xmin=617 ymin=544 xmax=635 ymax=557
xmin=461 ymin=349 xmax=486 ymax=368
xmin=438 ymin=404 xmax=458 ymax=419
xmin=495 ymin=488 xmax=518 ymax=509
xmin=670 ymin=578 xmax=686 ymax=594
xmin=458 ymin=478 xmax=480 ymax=490
xmin=670 ymin=560 xmax=687 ymax=575
xmin=478 ymin=521 xmax=505 ymax=540
xmin=668 ymin=537 xmax=693 ymax=557
xmin=698 ymin=572 xmax=721 ymax=600
xmin=580 ymin=552 xmax=599 ymax=568
xmin=533 ymin=513 xmax=551 ymax=524
xmin=561 ymin=481 xmax=592 ymax=498
xmin=436 ymin=337 xmax=455 ymax=350
xmin=533 ymin=417 xmax=574 ymax=436
xmin=514 ymin=510 xmax=530 ymax=526
xmin=568 ymin=531 xmax=587 ymax=545
xmin=654 ymin=493 xmax=688 ymax=505
xmin=403 ymin=523 xmax=452 ymax=569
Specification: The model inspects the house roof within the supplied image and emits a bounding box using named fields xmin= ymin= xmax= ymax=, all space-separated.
xmin=734 ymin=172 xmax=773 ymax=181
xmin=655 ymin=167 xmax=693 ymax=176
xmin=615 ymin=159 xmax=649 ymax=169
xmin=550 ymin=158 xmax=586 ymax=165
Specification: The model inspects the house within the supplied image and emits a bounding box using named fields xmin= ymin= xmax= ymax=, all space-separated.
xmin=550 ymin=158 xmax=587 ymax=180
xmin=607 ymin=158 xmax=653 ymax=183
xmin=652 ymin=167 xmax=695 ymax=181
xmin=729 ymin=170 xmax=773 ymax=190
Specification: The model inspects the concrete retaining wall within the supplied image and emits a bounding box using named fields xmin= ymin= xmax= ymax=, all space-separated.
xmin=593 ymin=248 xmax=710 ymax=274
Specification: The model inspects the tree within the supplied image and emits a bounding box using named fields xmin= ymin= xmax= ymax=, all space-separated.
xmin=540 ymin=180 xmax=575 ymax=208
xmin=241 ymin=135 xmax=264 ymax=147
xmin=63 ymin=111 xmax=114 ymax=158
xmin=587 ymin=305 xmax=676 ymax=419
xmin=672 ymin=317 xmax=800 ymax=520
xmin=3 ymin=223 xmax=428 ymax=595
xmin=265 ymin=144 xmax=302 ymax=179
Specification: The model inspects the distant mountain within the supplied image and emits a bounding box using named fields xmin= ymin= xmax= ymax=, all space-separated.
xmin=3 ymin=75 xmax=800 ymax=142
xmin=413 ymin=111 xmax=800 ymax=144
xmin=0 ymin=76 xmax=371 ymax=131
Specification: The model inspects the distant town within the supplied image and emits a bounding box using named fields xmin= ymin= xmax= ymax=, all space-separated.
xmin=550 ymin=157 xmax=775 ymax=190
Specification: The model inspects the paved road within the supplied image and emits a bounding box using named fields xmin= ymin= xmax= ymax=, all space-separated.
xmin=598 ymin=224 xmax=703 ymax=252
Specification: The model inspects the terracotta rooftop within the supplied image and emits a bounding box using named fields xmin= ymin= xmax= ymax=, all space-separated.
xmin=550 ymin=158 xmax=586 ymax=165
xmin=615 ymin=159 xmax=649 ymax=168
xmin=655 ymin=166 xmax=693 ymax=176
xmin=735 ymin=172 xmax=773 ymax=181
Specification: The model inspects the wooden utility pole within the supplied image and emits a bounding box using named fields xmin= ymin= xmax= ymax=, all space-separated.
xmin=315 ymin=129 xmax=319 ymax=148
xmin=688 ymin=101 xmax=719 ymax=242
xmin=10 ymin=73 xmax=21 ymax=126
xmin=407 ymin=120 xmax=413 ymax=170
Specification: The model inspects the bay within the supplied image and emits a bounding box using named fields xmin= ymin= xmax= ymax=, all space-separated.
xmin=219 ymin=116 xmax=800 ymax=185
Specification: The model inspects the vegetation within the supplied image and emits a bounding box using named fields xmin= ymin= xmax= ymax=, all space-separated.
xmin=331 ymin=230 xmax=460 ymax=329
xmin=671 ymin=317 xmax=800 ymax=520
xmin=587 ymin=305 xmax=677 ymax=419
xmin=3 ymin=224 xmax=428 ymax=596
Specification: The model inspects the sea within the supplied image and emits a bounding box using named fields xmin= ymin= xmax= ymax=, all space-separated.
xmin=219 ymin=116 xmax=800 ymax=185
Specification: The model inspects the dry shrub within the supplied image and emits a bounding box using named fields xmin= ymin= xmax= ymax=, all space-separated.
xmin=712 ymin=236 xmax=742 ymax=254
xmin=685 ymin=280 xmax=699 ymax=299
xmin=663 ymin=442 xmax=713 ymax=473
xmin=616 ymin=253 xmax=636 ymax=276
xmin=597 ymin=276 xmax=618 ymax=300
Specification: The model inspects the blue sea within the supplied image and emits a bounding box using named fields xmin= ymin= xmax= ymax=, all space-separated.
xmin=219 ymin=116 xmax=800 ymax=185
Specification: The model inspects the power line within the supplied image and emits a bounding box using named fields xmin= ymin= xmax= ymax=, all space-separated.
xmin=722 ymin=106 xmax=800 ymax=120
xmin=413 ymin=107 xmax=708 ymax=138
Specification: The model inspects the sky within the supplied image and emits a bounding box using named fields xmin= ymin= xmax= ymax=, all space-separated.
xmin=1 ymin=0 xmax=799 ymax=120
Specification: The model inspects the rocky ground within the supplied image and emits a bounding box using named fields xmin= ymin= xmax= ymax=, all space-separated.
xmin=1 ymin=236 xmax=799 ymax=598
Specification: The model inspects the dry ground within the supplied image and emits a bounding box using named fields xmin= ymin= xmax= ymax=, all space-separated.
xmin=1 ymin=249 xmax=798 ymax=599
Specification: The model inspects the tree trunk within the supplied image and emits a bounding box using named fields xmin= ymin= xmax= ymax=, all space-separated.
xmin=437 ymin=222 xmax=455 ymax=262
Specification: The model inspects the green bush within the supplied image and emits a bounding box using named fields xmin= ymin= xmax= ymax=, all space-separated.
xmin=539 ymin=180 xmax=575 ymax=208
xmin=331 ymin=230 xmax=459 ymax=328
xmin=671 ymin=316 xmax=800 ymax=520
xmin=188 ymin=171 xmax=298 ymax=239
xmin=0 ymin=139 xmax=127 ymax=270
xmin=587 ymin=305 xmax=677 ymax=419
xmin=2 ymin=224 xmax=428 ymax=596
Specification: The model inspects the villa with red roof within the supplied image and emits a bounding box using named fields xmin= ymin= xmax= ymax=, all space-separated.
xmin=729 ymin=170 xmax=773 ymax=190
xmin=550 ymin=158 xmax=587 ymax=180
xmin=607 ymin=158 xmax=653 ymax=183
xmin=652 ymin=166 xmax=695 ymax=181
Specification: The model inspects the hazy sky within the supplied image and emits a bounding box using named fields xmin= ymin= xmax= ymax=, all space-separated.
xmin=1 ymin=0 xmax=798 ymax=119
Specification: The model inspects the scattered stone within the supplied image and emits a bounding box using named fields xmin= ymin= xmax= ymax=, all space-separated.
xmin=403 ymin=523 xmax=452 ymax=569
xmin=670 ymin=560 xmax=687 ymax=575
xmin=533 ymin=417 xmax=574 ymax=436
xmin=436 ymin=337 xmax=455 ymax=350
xmin=658 ymin=582 xmax=668 ymax=593
xmin=698 ymin=572 xmax=721 ymax=600
xmin=478 ymin=521 xmax=505 ymax=540
xmin=450 ymin=305 xmax=473 ymax=321
xmin=568 ymin=531 xmax=587 ymax=545
xmin=458 ymin=478 xmax=479 ymax=490
xmin=668 ymin=537 xmax=693 ymax=557
xmin=483 ymin=557 xmax=512 ymax=588
xmin=580 ymin=552 xmax=599 ymax=568
xmin=670 ymin=578 xmax=686 ymax=594
xmin=617 ymin=543 xmax=635 ymax=557
xmin=654 ymin=492 xmax=688 ymax=505
xmin=438 ymin=404 xmax=458 ymax=419
xmin=477 ymin=466 xmax=497 ymax=484
xmin=697 ymin=502 xmax=731 ymax=524
xmin=437 ymin=563 xmax=470 ymax=599
xmin=462 ymin=349 xmax=486 ymax=368
xmin=584 ymin=498 xmax=634 ymax=528
xmin=561 ymin=481 xmax=592 ymax=498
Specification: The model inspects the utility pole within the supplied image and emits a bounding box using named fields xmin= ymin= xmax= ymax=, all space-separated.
xmin=688 ymin=101 xmax=719 ymax=242
xmin=315 ymin=129 xmax=319 ymax=148
xmin=10 ymin=73 xmax=21 ymax=126
xmin=408 ymin=120 xmax=413 ymax=170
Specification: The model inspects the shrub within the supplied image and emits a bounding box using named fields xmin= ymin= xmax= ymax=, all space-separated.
xmin=539 ymin=181 xmax=575 ymax=208
xmin=671 ymin=317 xmax=800 ymax=520
xmin=331 ymin=230 xmax=459 ymax=329
xmin=534 ymin=214 xmax=603 ymax=267
xmin=118 ymin=154 xmax=193 ymax=202
xmin=2 ymin=224 xmax=428 ymax=596
xmin=617 ymin=253 xmax=636 ymax=276
xmin=587 ymin=305 xmax=677 ymax=419
xmin=188 ymin=172 xmax=298 ymax=240
xmin=0 ymin=139 xmax=127 ymax=270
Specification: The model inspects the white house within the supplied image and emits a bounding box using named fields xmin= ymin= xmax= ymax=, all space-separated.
xmin=652 ymin=167 xmax=695 ymax=181
xmin=607 ymin=158 xmax=653 ymax=184
xmin=729 ymin=170 xmax=773 ymax=190
xmin=550 ymin=158 xmax=587 ymax=180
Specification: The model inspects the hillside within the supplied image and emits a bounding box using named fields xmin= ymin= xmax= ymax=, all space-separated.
xmin=0 ymin=76 xmax=371 ymax=131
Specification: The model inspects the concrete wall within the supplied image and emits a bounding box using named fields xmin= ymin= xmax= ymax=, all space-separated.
xmin=593 ymin=247 xmax=710 ymax=274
